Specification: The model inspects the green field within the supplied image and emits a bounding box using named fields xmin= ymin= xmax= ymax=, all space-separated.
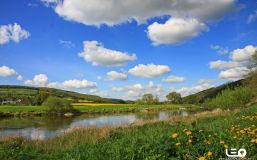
xmin=0 ymin=104 xmax=256 ymax=159
xmin=0 ymin=103 xmax=198 ymax=116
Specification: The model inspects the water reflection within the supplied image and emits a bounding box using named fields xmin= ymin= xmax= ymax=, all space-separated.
xmin=0 ymin=110 xmax=190 ymax=140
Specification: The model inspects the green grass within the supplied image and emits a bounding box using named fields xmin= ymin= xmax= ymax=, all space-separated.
xmin=0 ymin=104 xmax=198 ymax=115
xmin=0 ymin=106 xmax=47 ymax=113
xmin=0 ymin=104 xmax=256 ymax=160
xmin=203 ymin=87 xmax=256 ymax=109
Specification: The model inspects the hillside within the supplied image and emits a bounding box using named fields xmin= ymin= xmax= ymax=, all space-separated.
xmin=182 ymin=75 xmax=257 ymax=104
xmin=0 ymin=85 xmax=127 ymax=104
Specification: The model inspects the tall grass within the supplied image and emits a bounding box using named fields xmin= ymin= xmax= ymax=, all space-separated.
xmin=203 ymin=87 xmax=256 ymax=109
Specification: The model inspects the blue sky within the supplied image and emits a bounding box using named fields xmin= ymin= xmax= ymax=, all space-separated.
xmin=0 ymin=0 xmax=257 ymax=100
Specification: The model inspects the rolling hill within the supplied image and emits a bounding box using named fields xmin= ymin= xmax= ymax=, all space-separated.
xmin=0 ymin=85 xmax=127 ymax=104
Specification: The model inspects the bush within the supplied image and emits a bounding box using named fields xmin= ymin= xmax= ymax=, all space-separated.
xmin=43 ymin=96 xmax=73 ymax=112
xmin=203 ymin=87 xmax=256 ymax=109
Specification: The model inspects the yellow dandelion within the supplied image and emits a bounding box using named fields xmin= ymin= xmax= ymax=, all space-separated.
xmin=171 ymin=133 xmax=178 ymax=139
xmin=240 ymin=130 xmax=246 ymax=134
xmin=188 ymin=139 xmax=192 ymax=143
xmin=220 ymin=140 xmax=225 ymax=144
xmin=185 ymin=131 xmax=192 ymax=135
xmin=207 ymin=151 xmax=213 ymax=157
xmin=175 ymin=142 xmax=181 ymax=146
xmin=251 ymin=139 xmax=256 ymax=143
xmin=198 ymin=156 xmax=205 ymax=160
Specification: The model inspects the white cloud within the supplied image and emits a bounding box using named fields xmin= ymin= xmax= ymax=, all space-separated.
xmin=0 ymin=23 xmax=30 ymax=45
xmin=16 ymin=75 xmax=23 ymax=81
xmin=219 ymin=67 xmax=250 ymax=80
xmin=247 ymin=10 xmax=257 ymax=24
xmin=129 ymin=64 xmax=171 ymax=78
xmin=173 ymin=83 xmax=213 ymax=96
xmin=197 ymin=79 xmax=215 ymax=85
xmin=209 ymin=60 xmax=242 ymax=69
xmin=0 ymin=66 xmax=17 ymax=77
xmin=162 ymin=75 xmax=185 ymax=83
xmin=111 ymin=87 xmax=124 ymax=92
xmin=59 ymin=40 xmax=75 ymax=48
xmin=230 ymin=45 xmax=257 ymax=62
xmin=79 ymin=41 xmax=137 ymax=67
xmin=106 ymin=71 xmax=127 ymax=81
xmin=147 ymin=18 xmax=208 ymax=45
xmin=211 ymin=44 xmax=229 ymax=54
xmin=48 ymin=0 xmax=236 ymax=44
xmin=112 ymin=82 xmax=165 ymax=100
xmin=52 ymin=0 xmax=235 ymax=26
xmin=48 ymin=79 xmax=97 ymax=90
xmin=25 ymin=74 xmax=48 ymax=87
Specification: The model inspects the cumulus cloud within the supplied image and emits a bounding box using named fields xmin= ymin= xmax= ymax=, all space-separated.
xmin=45 ymin=0 xmax=236 ymax=44
xmin=106 ymin=71 xmax=127 ymax=81
xmin=16 ymin=75 xmax=23 ymax=81
xmin=209 ymin=60 xmax=242 ymax=69
xmin=112 ymin=82 xmax=164 ymax=100
xmin=0 ymin=23 xmax=30 ymax=45
xmin=211 ymin=44 xmax=229 ymax=54
xmin=25 ymin=74 xmax=48 ymax=86
xmin=79 ymin=41 xmax=137 ymax=67
xmin=0 ymin=66 xmax=17 ymax=77
xmin=129 ymin=64 xmax=171 ymax=78
xmin=247 ymin=10 xmax=257 ymax=24
xmin=173 ymin=81 xmax=213 ymax=96
xmin=48 ymin=79 xmax=97 ymax=90
xmin=219 ymin=67 xmax=250 ymax=80
xmin=209 ymin=45 xmax=257 ymax=80
xmin=51 ymin=0 xmax=236 ymax=26
xmin=230 ymin=45 xmax=257 ymax=62
xmin=162 ymin=75 xmax=185 ymax=83
xmin=147 ymin=18 xmax=208 ymax=45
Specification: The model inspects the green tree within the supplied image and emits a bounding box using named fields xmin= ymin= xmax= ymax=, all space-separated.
xmin=166 ymin=92 xmax=182 ymax=104
xmin=136 ymin=94 xmax=159 ymax=105
xmin=43 ymin=96 xmax=73 ymax=113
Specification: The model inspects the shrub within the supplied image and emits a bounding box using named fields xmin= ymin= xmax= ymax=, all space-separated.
xmin=43 ymin=96 xmax=73 ymax=112
xmin=203 ymin=87 xmax=255 ymax=109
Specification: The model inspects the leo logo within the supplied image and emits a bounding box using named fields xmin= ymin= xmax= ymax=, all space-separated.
xmin=225 ymin=148 xmax=247 ymax=158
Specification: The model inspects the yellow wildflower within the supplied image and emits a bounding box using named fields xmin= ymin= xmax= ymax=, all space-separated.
xmin=185 ymin=131 xmax=192 ymax=135
xmin=251 ymin=139 xmax=256 ymax=143
xmin=207 ymin=151 xmax=213 ymax=157
xmin=188 ymin=139 xmax=192 ymax=143
xmin=171 ymin=133 xmax=178 ymax=139
xmin=240 ymin=130 xmax=246 ymax=134
xmin=220 ymin=141 xmax=225 ymax=144
xmin=198 ymin=156 xmax=205 ymax=160
xmin=175 ymin=142 xmax=181 ymax=146
xmin=224 ymin=145 xmax=228 ymax=148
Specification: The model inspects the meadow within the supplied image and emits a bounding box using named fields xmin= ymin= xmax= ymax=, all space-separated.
xmin=0 ymin=104 xmax=256 ymax=160
xmin=0 ymin=103 xmax=198 ymax=117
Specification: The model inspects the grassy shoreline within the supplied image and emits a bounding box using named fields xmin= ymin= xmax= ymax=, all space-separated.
xmin=0 ymin=104 xmax=256 ymax=159
xmin=0 ymin=104 xmax=199 ymax=117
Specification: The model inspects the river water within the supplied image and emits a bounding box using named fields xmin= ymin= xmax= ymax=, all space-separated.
xmin=0 ymin=110 xmax=190 ymax=140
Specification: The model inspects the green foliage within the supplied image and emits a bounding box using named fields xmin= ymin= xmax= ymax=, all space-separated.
xmin=166 ymin=92 xmax=182 ymax=104
xmin=203 ymin=87 xmax=256 ymax=109
xmin=43 ymin=96 xmax=73 ymax=112
xmin=136 ymin=94 xmax=159 ymax=105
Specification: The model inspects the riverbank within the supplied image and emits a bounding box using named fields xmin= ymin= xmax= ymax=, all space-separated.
xmin=0 ymin=104 xmax=198 ymax=117
xmin=0 ymin=104 xmax=256 ymax=159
